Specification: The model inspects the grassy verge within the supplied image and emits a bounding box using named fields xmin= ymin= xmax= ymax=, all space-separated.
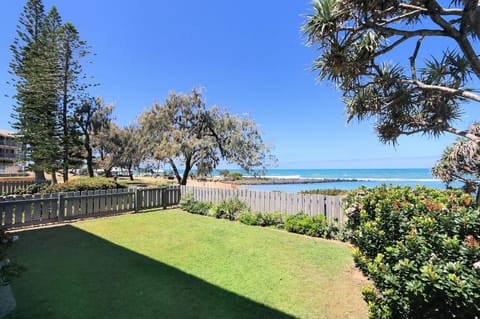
xmin=6 ymin=210 xmax=367 ymax=319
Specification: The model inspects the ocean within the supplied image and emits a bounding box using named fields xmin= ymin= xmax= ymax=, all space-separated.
xmin=217 ymin=168 xmax=460 ymax=193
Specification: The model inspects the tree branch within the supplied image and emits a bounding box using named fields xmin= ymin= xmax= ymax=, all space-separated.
xmin=402 ymin=79 xmax=480 ymax=102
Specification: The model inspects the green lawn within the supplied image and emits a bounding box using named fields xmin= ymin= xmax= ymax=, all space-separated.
xmin=6 ymin=210 xmax=367 ymax=319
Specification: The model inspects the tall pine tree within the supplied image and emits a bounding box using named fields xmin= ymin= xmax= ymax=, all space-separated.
xmin=9 ymin=0 xmax=58 ymax=182
xmin=10 ymin=1 xmax=94 ymax=183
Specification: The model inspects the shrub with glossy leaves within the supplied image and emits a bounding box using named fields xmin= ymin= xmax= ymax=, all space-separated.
xmin=344 ymin=185 xmax=480 ymax=318
xmin=284 ymin=213 xmax=328 ymax=237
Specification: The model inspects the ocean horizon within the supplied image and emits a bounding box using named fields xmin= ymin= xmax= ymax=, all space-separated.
xmin=214 ymin=168 xmax=459 ymax=193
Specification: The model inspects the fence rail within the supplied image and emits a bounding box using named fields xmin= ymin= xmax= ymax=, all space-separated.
xmin=0 ymin=180 xmax=36 ymax=194
xmin=180 ymin=186 xmax=346 ymax=223
xmin=1 ymin=186 xmax=181 ymax=229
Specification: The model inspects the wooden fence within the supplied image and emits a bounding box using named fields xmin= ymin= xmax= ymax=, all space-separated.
xmin=1 ymin=186 xmax=181 ymax=229
xmin=0 ymin=180 xmax=37 ymax=195
xmin=180 ymin=186 xmax=347 ymax=223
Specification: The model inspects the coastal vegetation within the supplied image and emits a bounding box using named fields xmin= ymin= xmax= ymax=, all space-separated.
xmin=303 ymin=0 xmax=480 ymax=195
xmin=138 ymin=89 xmax=274 ymax=185
xmin=179 ymin=192 xmax=348 ymax=241
xmin=299 ymin=188 xmax=348 ymax=196
xmin=344 ymin=185 xmax=480 ymax=318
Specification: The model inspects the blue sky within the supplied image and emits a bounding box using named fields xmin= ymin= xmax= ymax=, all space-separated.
xmin=1 ymin=1 xmax=479 ymax=169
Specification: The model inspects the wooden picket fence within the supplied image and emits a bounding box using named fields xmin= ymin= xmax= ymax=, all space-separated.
xmin=0 ymin=186 xmax=181 ymax=229
xmin=180 ymin=186 xmax=347 ymax=224
xmin=0 ymin=180 xmax=37 ymax=195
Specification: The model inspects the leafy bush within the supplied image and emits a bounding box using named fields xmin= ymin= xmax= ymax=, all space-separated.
xmin=178 ymin=191 xmax=196 ymax=211
xmin=238 ymin=212 xmax=260 ymax=225
xmin=344 ymin=185 xmax=480 ymax=318
xmin=257 ymin=212 xmax=283 ymax=227
xmin=14 ymin=182 xmax=51 ymax=195
xmin=214 ymin=198 xmax=247 ymax=220
xmin=238 ymin=212 xmax=283 ymax=227
xmin=228 ymin=172 xmax=243 ymax=180
xmin=43 ymin=177 xmax=127 ymax=193
xmin=284 ymin=213 xmax=328 ymax=237
xmin=299 ymin=188 xmax=349 ymax=196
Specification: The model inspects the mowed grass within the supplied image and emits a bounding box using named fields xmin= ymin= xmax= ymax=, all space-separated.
xmin=6 ymin=210 xmax=367 ymax=319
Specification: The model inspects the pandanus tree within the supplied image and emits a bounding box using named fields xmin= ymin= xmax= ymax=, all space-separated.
xmin=433 ymin=122 xmax=480 ymax=203
xmin=303 ymin=1 xmax=480 ymax=139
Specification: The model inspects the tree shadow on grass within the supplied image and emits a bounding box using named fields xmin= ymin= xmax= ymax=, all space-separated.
xmin=6 ymin=225 xmax=295 ymax=319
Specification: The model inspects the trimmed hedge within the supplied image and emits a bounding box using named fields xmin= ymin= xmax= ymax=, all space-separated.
xmin=344 ymin=185 xmax=480 ymax=318
xmin=43 ymin=177 xmax=127 ymax=193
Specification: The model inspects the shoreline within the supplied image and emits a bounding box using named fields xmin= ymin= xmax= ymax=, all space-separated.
xmin=223 ymin=177 xmax=359 ymax=186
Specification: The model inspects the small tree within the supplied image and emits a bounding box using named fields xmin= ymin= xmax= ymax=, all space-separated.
xmin=433 ymin=123 xmax=480 ymax=203
xmin=117 ymin=125 xmax=144 ymax=181
xmin=139 ymin=88 xmax=275 ymax=185
xmin=75 ymin=97 xmax=114 ymax=177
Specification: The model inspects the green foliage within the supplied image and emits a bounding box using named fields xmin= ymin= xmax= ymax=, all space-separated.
xmin=178 ymin=194 xmax=349 ymax=241
xmin=218 ymin=169 xmax=230 ymax=177
xmin=179 ymin=193 xmax=213 ymax=216
xmin=238 ymin=212 xmax=260 ymax=225
xmin=238 ymin=212 xmax=283 ymax=227
xmin=139 ymin=88 xmax=275 ymax=185
xmin=14 ymin=182 xmax=51 ymax=195
xmin=344 ymin=185 xmax=480 ymax=318
xmin=284 ymin=213 xmax=328 ymax=238
xmin=228 ymin=172 xmax=243 ymax=180
xmin=214 ymin=198 xmax=248 ymax=220
xmin=299 ymin=188 xmax=348 ymax=196
xmin=303 ymin=1 xmax=480 ymax=147
xmin=43 ymin=177 xmax=127 ymax=193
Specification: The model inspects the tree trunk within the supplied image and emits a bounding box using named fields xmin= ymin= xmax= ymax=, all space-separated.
xmin=86 ymin=144 xmax=94 ymax=177
xmin=34 ymin=170 xmax=46 ymax=183
xmin=181 ymin=167 xmax=191 ymax=185
xmin=128 ymin=167 xmax=134 ymax=181
xmin=476 ymin=185 xmax=480 ymax=207
xmin=104 ymin=168 xmax=113 ymax=178
xmin=62 ymin=163 xmax=68 ymax=183
xmin=51 ymin=170 xmax=58 ymax=184
xmin=169 ymin=159 xmax=182 ymax=184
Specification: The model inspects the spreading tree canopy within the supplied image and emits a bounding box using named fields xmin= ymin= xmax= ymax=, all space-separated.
xmin=139 ymin=89 xmax=275 ymax=185
xmin=303 ymin=0 xmax=480 ymax=144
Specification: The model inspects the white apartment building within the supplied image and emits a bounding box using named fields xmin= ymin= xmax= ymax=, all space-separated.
xmin=0 ymin=129 xmax=23 ymax=174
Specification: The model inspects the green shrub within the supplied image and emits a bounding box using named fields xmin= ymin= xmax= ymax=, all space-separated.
xmin=284 ymin=213 xmax=328 ymax=237
xmin=299 ymin=188 xmax=349 ymax=196
xmin=238 ymin=212 xmax=260 ymax=225
xmin=190 ymin=201 xmax=214 ymax=215
xmin=178 ymin=191 xmax=196 ymax=211
xmin=13 ymin=181 xmax=51 ymax=195
xmin=179 ymin=192 xmax=213 ymax=215
xmin=228 ymin=172 xmax=243 ymax=180
xmin=344 ymin=185 xmax=480 ymax=318
xmin=238 ymin=212 xmax=283 ymax=227
xmin=43 ymin=177 xmax=127 ymax=193
xmin=257 ymin=212 xmax=283 ymax=227
xmin=215 ymin=198 xmax=247 ymax=220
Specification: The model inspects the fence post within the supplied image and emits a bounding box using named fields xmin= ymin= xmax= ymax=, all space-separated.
xmin=134 ymin=188 xmax=141 ymax=213
xmin=162 ymin=187 xmax=168 ymax=209
xmin=58 ymin=193 xmax=65 ymax=222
